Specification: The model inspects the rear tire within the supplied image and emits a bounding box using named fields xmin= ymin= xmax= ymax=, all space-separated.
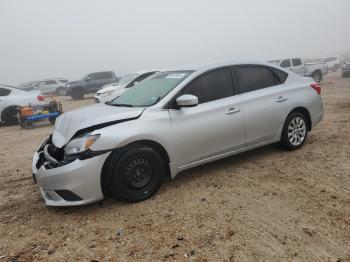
xmin=1 ymin=106 xmax=19 ymax=125
xmin=312 ymin=71 xmax=322 ymax=83
xmin=109 ymin=145 xmax=165 ymax=203
xmin=280 ymin=111 xmax=308 ymax=150
xmin=70 ymin=87 xmax=84 ymax=100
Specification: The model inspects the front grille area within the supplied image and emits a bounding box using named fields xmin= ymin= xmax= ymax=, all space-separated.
xmin=36 ymin=139 xmax=77 ymax=170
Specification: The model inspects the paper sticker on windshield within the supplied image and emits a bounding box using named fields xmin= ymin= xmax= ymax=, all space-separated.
xmin=166 ymin=73 xmax=186 ymax=79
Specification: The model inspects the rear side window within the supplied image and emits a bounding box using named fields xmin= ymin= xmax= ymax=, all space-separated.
xmin=280 ymin=59 xmax=291 ymax=68
xmin=180 ymin=68 xmax=234 ymax=104
xmin=292 ymin=58 xmax=302 ymax=67
xmin=0 ymin=87 xmax=11 ymax=96
xmin=236 ymin=66 xmax=277 ymax=94
xmin=271 ymin=68 xmax=288 ymax=84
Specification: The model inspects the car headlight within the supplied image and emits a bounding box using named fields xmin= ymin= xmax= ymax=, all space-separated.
xmin=101 ymin=90 xmax=114 ymax=97
xmin=64 ymin=133 xmax=100 ymax=155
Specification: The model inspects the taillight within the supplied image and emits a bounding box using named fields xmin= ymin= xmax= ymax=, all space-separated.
xmin=310 ymin=83 xmax=321 ymax=95
xmin=37 ymin=95 xmax=45 ymax=101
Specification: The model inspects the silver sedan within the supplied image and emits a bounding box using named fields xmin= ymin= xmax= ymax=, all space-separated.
xmin=32 ymin=61 xmax=324 ymax=206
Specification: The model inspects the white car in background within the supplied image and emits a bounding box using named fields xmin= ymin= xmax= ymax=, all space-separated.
xmin=32 ymin=79 xmax=68 ymax=96
xmin=94 ymin=70 xmax=158 ymax=103
xmin=0 ymin=85 xmax=44 ymax=124
xmin=321 ymin=56 xmax=340 ymax=72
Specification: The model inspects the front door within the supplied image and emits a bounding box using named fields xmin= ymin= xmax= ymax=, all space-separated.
xmin=168 ymin=68 xmax=245 ymax=168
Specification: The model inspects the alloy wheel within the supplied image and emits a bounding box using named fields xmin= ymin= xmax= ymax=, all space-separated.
xmin=287 ymin=117 xmax=306 ymax=146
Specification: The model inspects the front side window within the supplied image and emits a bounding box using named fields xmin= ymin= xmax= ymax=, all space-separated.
xmin=0 ymin=87 xmax=11 ymax=96
xmin=110 ymin=71 xmax=193 ymax=107
xmin=179 ymin=68 xmax=234 ymax=104
xmin=280 ymin=59 xmax=291 ymax=68
xmin=292 ymin=58 xmax=302 ymax=67
xmin=236 ymin=65 xmax=277 ymax=94
xmin=89 ymin=72 xmax=113 ymax=80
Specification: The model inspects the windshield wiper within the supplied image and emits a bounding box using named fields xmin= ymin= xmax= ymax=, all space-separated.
xmin=111 ymin=103 xmax=134 ymax=107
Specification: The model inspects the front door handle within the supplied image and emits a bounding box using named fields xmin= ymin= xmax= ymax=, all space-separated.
xmin=226 ymin=107 xmax=240 ymax=115
xmin=276 ymin=96 xmax=288 ymax=103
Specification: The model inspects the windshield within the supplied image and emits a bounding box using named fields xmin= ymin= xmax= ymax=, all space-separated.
xmin=110 ymin=70 xmax=193 ymax=107
xmin=117 ymin=73 xmax=139 ymax=86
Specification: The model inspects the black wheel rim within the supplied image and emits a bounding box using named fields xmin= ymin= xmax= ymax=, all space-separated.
xmin=4 ymin=108 xmax=18 ymax=123
xmin=123 ymin=158 xmax=153 ymax=190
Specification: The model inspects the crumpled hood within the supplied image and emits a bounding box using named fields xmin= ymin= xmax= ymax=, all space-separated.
xmin=52 ymin=104 xmax=145 ymax=148
xmin=97 ymin=84 xmax=125 ymax=94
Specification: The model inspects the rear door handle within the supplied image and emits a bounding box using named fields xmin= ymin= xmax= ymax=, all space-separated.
xmin=276 ymin=96 xmax=288 ymax=103
xmin=226 ymin=107 xmax=240 ymax=115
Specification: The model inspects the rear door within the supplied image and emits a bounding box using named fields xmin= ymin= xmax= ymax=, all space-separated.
xmin=291 ymin=58 xmax=306 ymax=75
xmin=234 ymin=65 xmax=290 ymax=146
xmin=168 ymin=67 xmax=245 ymax=168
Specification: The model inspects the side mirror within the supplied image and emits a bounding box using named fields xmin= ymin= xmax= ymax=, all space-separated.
xmin=176 ymin=94 xmax=198 ymax=108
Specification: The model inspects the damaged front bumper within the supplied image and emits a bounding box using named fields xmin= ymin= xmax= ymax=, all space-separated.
xmin=32 ymin=136 xmax=111 ymax=206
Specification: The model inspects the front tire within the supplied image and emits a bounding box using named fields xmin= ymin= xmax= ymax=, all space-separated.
xmin=1 ymin=106 xmax=19 ymax=125
xmin=70 ymin=87 xmax=84 ymax=100
xmin=280 ymin=112 xmax=308 ymax=150
xmin=109 ymin=145 xmax=165 ymax=202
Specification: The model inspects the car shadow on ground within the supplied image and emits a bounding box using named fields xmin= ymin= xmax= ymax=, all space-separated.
xmin=45 ymin=143 xmax=283 ymax=214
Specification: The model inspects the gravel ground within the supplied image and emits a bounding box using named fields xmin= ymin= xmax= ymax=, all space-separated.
xmin=0 ymin=73 xmax=349 ymax=261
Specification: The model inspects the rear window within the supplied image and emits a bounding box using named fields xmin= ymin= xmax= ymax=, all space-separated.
xmin=0 ymin=87 xmax=11 ymax=96
xmin=236 ymin=65 xmax=278 ymax=94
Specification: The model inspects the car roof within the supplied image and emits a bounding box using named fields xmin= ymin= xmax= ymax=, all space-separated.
xmin=163 ymin=60 xmax=279 ymax=72
xmin=134 ymin=70 xmax=160 ymax=75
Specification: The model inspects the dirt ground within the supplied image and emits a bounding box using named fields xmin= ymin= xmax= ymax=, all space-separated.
xmin=0 ymin=73 xmax=349 ymax=262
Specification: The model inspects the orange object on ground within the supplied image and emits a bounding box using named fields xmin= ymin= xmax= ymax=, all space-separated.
xmin=20 ymin=107 xmax=33 ymax=117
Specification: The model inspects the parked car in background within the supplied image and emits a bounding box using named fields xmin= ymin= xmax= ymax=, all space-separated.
xmin=33 ymin=79 xmax=69 ymax=95
xmin=269 ymin=58 xmax=328 ymax=83
xmin=65 ymin=71 xmax=118 ymax=99
xmin=0 ymin=85 xmax=44 ymax=124
xmin=17 ymin=81 xmax=39 ymax=91
xmin=342 ymin=63 xmax=350 ymax=78
xmin=32 ymin=61 xmax=324 ymax=206
xmin=321 ymin=56 xmax=340 ymax=72
xmin=94 ymin=70 xmax=158 ymax=103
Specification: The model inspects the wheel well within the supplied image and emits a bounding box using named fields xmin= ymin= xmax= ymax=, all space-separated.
xmin=1 ymin=105 xmax=19 ymax=121
xmin=290 ymin=107 xmax=312 ymax=130
xmin=100 ymin=140 xmax=171 ymax=198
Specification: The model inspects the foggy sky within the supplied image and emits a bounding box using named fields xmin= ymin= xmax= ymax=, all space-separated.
xmin=0 ymin=0 xmax=349 ymax=85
